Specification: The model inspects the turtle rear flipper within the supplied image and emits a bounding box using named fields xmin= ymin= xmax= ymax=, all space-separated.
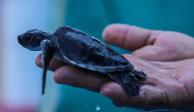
xmin=108 ymin=70 xmax=145 ymax=96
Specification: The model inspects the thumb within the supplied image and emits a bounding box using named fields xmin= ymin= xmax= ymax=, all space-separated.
xmin=102 ymin=24 xmax=154 ymax=50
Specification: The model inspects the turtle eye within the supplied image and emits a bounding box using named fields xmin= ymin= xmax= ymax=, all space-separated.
xmin=23 ymin=34 xmax=33 ymax=43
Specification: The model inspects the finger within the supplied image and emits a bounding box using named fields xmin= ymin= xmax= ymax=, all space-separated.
xmin=35 ymin=54 xmax=66 ymax=71
xmin=54 ymin=66 xmax=110 ymax=92
xmin=100 ymin=82 xmax=129 ymax=106
xmin=35 ymin=54 xmax=42 ymax=67
xmin=102 ymin=24 xmax=161 ymax=50
xmin=100 ymin=82 xmax=168 ymax=108
xmin=130 ymin=85 xmax=168 ymax=107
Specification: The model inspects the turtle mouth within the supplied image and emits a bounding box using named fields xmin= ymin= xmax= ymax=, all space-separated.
xmin=17 ymin=34 xmax=30 ymax=48
xmin=17 ymin=34 xmax=31 ymax=45
xmin=17 ymin=35 xmax=25 ymax=45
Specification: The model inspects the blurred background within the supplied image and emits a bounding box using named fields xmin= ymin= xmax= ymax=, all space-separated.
xmin=0 ymin=0 xmax=194 ymax=112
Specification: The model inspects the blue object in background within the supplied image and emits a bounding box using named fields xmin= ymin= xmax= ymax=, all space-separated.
xmin=41 ymin=0 xmax=194 ymax=112
xmin=3 ymin=0 xmax=52 ymax=107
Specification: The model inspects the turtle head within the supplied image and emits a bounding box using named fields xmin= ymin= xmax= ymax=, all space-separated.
xmin=18 ymin=29 xmax=49 ymax=51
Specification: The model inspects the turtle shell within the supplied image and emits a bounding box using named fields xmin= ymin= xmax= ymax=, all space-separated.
xmin=52 ymin=26 xmax=133 ymax=74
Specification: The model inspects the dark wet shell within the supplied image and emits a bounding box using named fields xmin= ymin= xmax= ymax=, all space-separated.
xmin=18 ymin=26 xmax=146 ymax=96
xmin=53 ymin=26 xmax=133 ymax=74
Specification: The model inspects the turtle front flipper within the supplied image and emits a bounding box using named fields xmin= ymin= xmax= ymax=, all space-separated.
xmin=41 ymin=39 xmax=54 ymax=95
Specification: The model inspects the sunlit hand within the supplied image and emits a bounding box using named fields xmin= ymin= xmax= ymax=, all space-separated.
xmin=35 ymin=24 xmax=194 ymax=110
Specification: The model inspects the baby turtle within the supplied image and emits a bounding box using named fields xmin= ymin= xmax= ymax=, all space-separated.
xmin=17 ymin=26 xmax=146 ymax=96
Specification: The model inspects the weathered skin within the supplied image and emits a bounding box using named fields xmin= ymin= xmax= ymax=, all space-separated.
xmin=17 ymin=26 xmax=146 ymax=96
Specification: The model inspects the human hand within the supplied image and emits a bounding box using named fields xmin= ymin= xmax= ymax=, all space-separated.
xmin=35 ymin=24 xmax=194 ymax=110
